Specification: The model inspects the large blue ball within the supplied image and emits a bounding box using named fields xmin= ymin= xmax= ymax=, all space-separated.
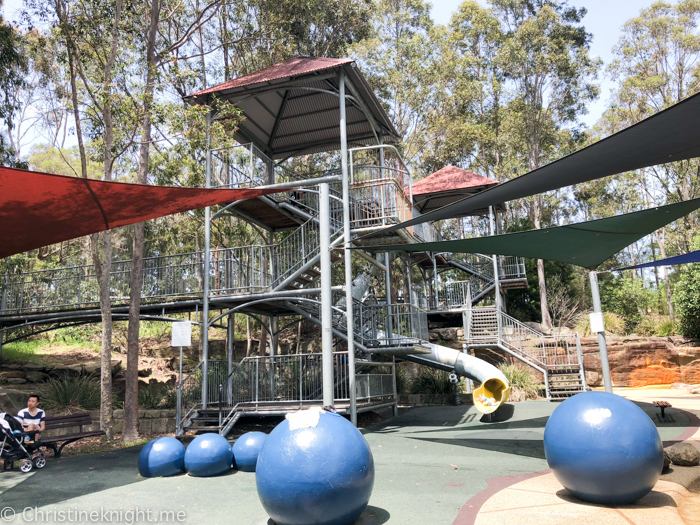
xmin=184 ymin=433 xmax=234 ymax=477
xmin=138 ymin=437 xmax=185 ymax=478
xmin=232 ymin=431 xmax=267 ymax=472
xmin=256 ymin=411 xmax=374 ymax=525
xmin=544 ymin=391 xmax=663 ymax=505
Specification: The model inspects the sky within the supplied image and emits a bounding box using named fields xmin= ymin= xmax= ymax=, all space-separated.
xmin=1 ymin=0 xmax=661 ymax=145
xmin=430 ymin=0 xmax=658 ymax=127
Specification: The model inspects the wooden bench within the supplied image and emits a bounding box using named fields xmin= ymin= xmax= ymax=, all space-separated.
xmin=40 ymin=412 xmax=105 ymax=458
xmin=653 ymin=400 xmax=672 ymax=419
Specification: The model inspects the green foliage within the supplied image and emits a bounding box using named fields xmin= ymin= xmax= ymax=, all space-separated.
xmin=395 ymin=366 xmax=410 ymax=395
xmin=676 ymin=255 xmax=700 ymax=338
xmin=498 ymin=362 xmax=540 ymax=399
xmin=636 ymin=316 xmax=678 ymax=337
xmin=40 ymin=376 xmax=102 ymax=411
xmin=0 ymin=339 xmax=44 ymax=363
xmin=575 ymin=311 xmax=626 ymax=337
xmin=600 ymin=276 xmax=656 ymax=333
xmin=138 ymin=382 xmax=177 ymax=409
xmin=411 ymin=368 xmax=454 ymax=395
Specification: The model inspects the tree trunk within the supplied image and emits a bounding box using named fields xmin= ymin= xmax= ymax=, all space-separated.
xmin=246 ymin=316 xmax=252 ymax=357
xmin=91 ymin=232 xmax=113 ymax=440
xmin=533 ymin=195 xmax=552 ymax=330
xmin=123 ymin=0 xmax=160 ymax=443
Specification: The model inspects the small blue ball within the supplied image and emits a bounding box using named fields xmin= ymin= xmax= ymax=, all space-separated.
xmin=184 ymin=433 xmax=234 ymax=477
xmin=138 ymin=437 xmax=185 ymax=478
xmin=256 ymin=411 xmax=374 ymax=525
xmin=544 ymin=391 xmax=663 ymax=505
xmin=232 ymin=431 xmax=267 ymax=472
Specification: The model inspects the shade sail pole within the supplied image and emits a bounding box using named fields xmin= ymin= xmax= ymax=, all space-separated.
xmin=320 ymin=182 xmax=334 ymax=407
xmin=589 ymin=271 xmax=612 ymax=393
xmin=340 ymin=70 xmax=357 ymax=425
xmin=202 ymin=110 xmax=212 ymax=408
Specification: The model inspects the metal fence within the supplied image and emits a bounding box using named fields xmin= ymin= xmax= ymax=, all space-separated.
xmin=355 ymin=303 xmax=429 ymax=347
xmin=434 ymin=280 xmax=472 ymax=310
xmin=210 ymin=143 xmax=272 ymax=188
xmin=176 ymin=360 xmax=228 ymax=434
xmin=466 ymin=307 xmax=581 ymax=370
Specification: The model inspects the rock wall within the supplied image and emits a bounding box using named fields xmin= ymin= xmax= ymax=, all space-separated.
xmin=581 ymin=336 xmax=700 ymax=388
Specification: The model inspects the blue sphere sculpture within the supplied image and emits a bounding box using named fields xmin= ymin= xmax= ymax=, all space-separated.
xmin=138 ymin=437 xmax=185 ymax=478
xmin=544 ymin=391 xmax=663 ymax=505
xmin=232 ymin=431 xmax=267 ymax=472
xmin=184 ymin=433 xmax=234 ymax=477
xmin=256 ymin=410 xmax=374 ymax=525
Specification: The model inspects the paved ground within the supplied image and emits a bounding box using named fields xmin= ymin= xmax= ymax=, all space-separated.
xmin=0 ymin=394 xmax=697 ymax=525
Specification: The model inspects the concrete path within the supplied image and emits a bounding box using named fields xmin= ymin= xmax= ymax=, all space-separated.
xmin=0 ymin=397 xmax=697 ymax=524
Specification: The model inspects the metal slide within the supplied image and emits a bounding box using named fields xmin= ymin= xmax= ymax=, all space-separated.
xmin=401 ymin=343 xmax=510 ymax=414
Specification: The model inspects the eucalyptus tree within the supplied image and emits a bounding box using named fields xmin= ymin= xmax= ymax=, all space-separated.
xmin=490 ymin=0 xmax=600 ymax=330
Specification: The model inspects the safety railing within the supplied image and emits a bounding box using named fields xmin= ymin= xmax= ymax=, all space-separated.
xmin=210 ymin=143 xmax=272 ymax=189
xmin=175 ymin=360 xmax=228 ymax=435
xmin=466 ymin=307 xmax=581 ymax=370
xmin=355 ymin=303 xmax=429 ymax=347
xmin=433 ymin=280 xmax=472 ymax=310
xmin=499 ymin=256 xmax=527 ymax=280
xmin=217 ymin=352 xmax=352 ymax=430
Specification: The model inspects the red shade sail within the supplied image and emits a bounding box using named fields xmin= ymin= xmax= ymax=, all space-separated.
xmin=0 ymin=166 xmax=287 ymax=258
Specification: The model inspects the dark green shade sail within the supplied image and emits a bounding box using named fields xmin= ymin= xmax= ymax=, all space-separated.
xmin=362 ymin=198 xmax=700 ymax=269
xmin=365 ymin=90 xmax=700 ymax=238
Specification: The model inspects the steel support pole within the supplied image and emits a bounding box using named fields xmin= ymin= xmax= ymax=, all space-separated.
xmin=385 ymin=252 xmax=393 ymax=343
xmin=320 ymin=182 xmax=334 ymax=407
xmin=202 ymin=111 xmax=212 ymax=408
xmin=432 ymin=254 xmax=438 ymax=308
xmin=589 ymin=271 xmax=613 ymax=392
xmin=0 ymin=280 xmax=6 ymax=364
xmin=339 ymin=71 xmax=357 ymax=425
xmin=489 ymin=206 xmax=502 ymax=345
xmin=227 ymin=314 xmax=234 ymax=405
xmin=176 ymin=344 xmax=183 ymax=435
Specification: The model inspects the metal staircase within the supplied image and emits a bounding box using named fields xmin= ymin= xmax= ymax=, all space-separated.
xmin=464 ymin=307 xmax=587 ymax=400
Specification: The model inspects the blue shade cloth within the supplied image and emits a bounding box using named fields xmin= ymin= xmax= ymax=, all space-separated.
xmin=613 ymin=250 xmax=700 ymax=271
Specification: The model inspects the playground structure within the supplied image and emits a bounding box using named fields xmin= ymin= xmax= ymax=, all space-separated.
xmin=0 ymin=58 xmax=588 ymax=435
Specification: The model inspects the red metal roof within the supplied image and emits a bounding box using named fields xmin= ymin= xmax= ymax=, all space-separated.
xmin=412 ymin=165 xmax=498 ymax=196
xmin=0 ymin=166 xmax=288 ymax=258
xmin=186 ymin=57 xmax=354 ymax=98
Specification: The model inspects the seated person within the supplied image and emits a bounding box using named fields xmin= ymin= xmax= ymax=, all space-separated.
xmin=17 ymin=394 xmax=45 ymax=442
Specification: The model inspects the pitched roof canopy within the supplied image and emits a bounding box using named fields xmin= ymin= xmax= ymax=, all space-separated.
xmin=412 ymin=165 xmax=500 ymax=215
xmin=366 ymin=89 xmax=700 ymax=237
xmin=184 ymin=57 xmax=400 ymax=159
xmin=361 ymin=198 xmax=700 ymax=269
xmin=0 ymin=166 xmax=287 ymax=258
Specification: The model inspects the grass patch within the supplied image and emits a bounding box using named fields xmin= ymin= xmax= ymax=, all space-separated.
xmin=40 ymin=376 xmax=102 ymax=412
xmin=411 ymin=368 xmax=454 ymax=395
xmin=1 ymin=340 xmax=46 ymax=363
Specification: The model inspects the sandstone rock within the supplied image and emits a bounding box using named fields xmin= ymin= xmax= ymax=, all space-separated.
xmin=22 ymin=363 xmax=46 ymax=371
xmin=663 ymin=449 xmax=671 ymax=471
xmin=0 ymin=371 xmax=26 ymax=379
xmin=692 ymin=388 xmax=700 ymax=395
xmin=83 ymin=364 xmax=100 ymax=375
xmin=5 ymin=378 xmax=27 ymax=384
xmin=434 ymin=328 xmax=458 ymax=341
xmin=672 ymin=383 xmax=692 ymax=390
xmin=138 ymin=368 xmax=153 ymax=378
xmin=428 ymin=332 xmax=438 ymax=341
xmin=25 ymin=371 xmax=50 ymax=383
xmin=667 ymin=442 xmax=700 ymax=466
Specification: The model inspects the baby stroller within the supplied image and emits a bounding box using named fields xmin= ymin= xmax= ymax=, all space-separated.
xmin=0 ymin=413 xmax=46 ymax=473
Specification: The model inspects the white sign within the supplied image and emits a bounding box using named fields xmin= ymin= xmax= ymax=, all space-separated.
xmin=171 ymin=321 xmax=192 ymax=347
xmin=589 ymin=312 xmax=605 ymax=334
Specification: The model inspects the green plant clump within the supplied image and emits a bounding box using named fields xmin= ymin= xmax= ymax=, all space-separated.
xmin=498 ymin=362 xmax=540 ymax=400
xmin=411 ymin=368 xmax=454 ymax=395
xmin=138 ymin=382 xmax=177 ymax=409
xmin=40 ymin=376 xmax=101 ymax=411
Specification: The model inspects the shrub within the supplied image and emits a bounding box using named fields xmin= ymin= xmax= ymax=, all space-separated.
xmin=600 ymin=276 xmax=656 ymax=333
xmin=676 ymin=256 xmax=700 ymax=339
xmin=498 ymin=362 xmax=540 ymax=399
xmin=138 ymin=382 xmax=177 ymax=409
xmin=574 ymin=311 xmax=626 ymax=336
xmin=40 ymin=376 xmax=101 ymax=411
xmin=395 ymin=367 xmax=410 ymax=395
xmin=411 ymin=368 xmax=454 ymax=395
xmin=636 ymin=315 xmax=678 ymax=337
